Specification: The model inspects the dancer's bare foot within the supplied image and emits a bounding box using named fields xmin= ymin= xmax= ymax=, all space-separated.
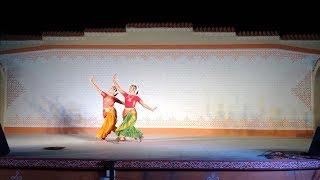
xmin=115 ymin=137 xmax=121 ymax=142
xmin=116 ymin=136 xmax=126 ymax=142
xmin=139 ymin=136 xmax=144 ymax=142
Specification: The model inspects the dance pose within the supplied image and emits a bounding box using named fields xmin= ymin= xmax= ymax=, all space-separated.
xmin=112 ymin=74 xmax=157 ymax=142
xmin=90 ymin=76 xmax=124 ymax=140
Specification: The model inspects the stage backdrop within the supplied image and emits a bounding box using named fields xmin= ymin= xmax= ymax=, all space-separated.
xmin=0 ymin=49 xmax=319 ymax=130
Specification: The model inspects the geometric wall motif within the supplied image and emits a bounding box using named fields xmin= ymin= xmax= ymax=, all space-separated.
xmin=291 ymin=71 xmax=312 ymax=111
xmin=0 ymin=49 xmax=311 ymax=63
xmin=7 ymin=69 xmax=26 ymax=107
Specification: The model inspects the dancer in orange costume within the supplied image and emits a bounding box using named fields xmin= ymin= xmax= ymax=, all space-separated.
xmin=90 ymin=76 xmax=124 ymax=140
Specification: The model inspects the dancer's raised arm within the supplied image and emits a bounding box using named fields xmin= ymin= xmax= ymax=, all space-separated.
xmin=90 ymin=76 xmax=113 ymax=96
xmin=112 ymin=74 xmax=126 ymax=95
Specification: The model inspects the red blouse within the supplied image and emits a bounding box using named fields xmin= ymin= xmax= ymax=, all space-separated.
xmin=123 ymin=92 xmax=141 ymax=108
xmin=101 ymin=91 xmax=121 ymax=108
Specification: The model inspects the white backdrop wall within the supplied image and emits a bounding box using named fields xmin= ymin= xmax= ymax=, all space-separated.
xmin=0 ymin=49 xmax=318 ymax=130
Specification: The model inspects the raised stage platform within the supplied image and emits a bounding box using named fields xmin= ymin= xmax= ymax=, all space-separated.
xmin=1 ymin=134 xmax=320 ymax=179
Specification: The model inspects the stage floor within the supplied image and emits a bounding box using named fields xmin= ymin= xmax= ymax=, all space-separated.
xmin=5 ymin=134 xmax=312 ymax=161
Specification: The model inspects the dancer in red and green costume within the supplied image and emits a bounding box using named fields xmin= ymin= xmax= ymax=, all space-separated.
xmin=112 ymin=74 xmax=157 ymax=142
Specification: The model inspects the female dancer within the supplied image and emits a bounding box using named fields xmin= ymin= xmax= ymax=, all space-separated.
xmin=112 ymin=74 xmax=157 ymax=142
xmin=90 ymin=76 xmax=124 ymax=140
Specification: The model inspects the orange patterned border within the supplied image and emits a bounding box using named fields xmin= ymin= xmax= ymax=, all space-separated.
xmin=1 ymin=44 xmax=320 ymax=55
xmin=4 ymin=127 xmax=314 ymax=138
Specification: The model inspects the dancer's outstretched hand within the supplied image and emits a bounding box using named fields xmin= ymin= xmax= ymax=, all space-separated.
xmin=90 ymin=76 xmax=95 ymax=82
